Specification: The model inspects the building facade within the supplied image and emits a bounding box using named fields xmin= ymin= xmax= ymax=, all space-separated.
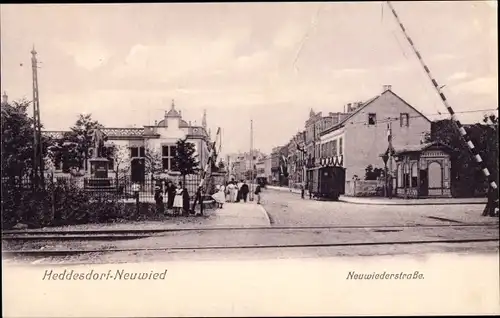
xmin=43 ymin=101 xmax=212 ymax=182
xmin=319 ymin=86 xmax=432 ymax=184
xmin=270 ymin=85 xmax=433 ymax=196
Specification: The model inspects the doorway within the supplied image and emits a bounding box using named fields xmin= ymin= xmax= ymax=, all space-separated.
xmin=419 ymin=169 xmax=428 ymax=197
xmin=131 ymin=158 xmax=145 ymax=183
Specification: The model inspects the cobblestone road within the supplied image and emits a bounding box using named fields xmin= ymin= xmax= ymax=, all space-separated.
xmin=260 ymin=190 xmax=498 ymax=227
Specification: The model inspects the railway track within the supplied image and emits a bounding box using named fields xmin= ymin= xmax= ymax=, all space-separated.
xmin=3 ymin=237 xmax=499 ymax=257
xmin=2 ymin=223 xmax=498 ymax=258
xmin=2 ymin=222 xmax=498 ymax=239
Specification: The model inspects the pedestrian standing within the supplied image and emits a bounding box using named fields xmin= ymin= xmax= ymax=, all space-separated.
xmin=240 ymin=181 xmax=249 ymax=202
xmin=154 ymin=185 xmax=165 ymax=215
xmin=182 ymin=184 xmax=191 ymax=215
xmin=255 ymin=184 xmax=262 ymax=204
xmin=165 ymin=180 xmax=176 ymax=210
xmin=300 ymin=182 xmax=305 ymax=199
xmin=227 ymin=181 xmax=237 ymax=202
xmin=212 ymin=184 xmax=226 ymax=208
xmin=173 ymin=182 xmax=184 ymax=216
xmin=236 ymin=180 xmax=243 ymax=202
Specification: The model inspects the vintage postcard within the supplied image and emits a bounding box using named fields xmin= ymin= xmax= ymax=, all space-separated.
xmin=1 ymin=2 xmax=499 ymax=317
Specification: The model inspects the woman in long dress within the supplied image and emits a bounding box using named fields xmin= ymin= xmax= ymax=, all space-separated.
xmin=173 ymin=182 xmax=184 ymax=215
xmin=226 ymin=182 xmax=235 ymax=203
xmin=212 ymin=185 xmax=226 ymax=208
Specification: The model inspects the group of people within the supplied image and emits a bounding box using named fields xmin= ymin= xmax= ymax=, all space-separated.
xmin=211 ymin=178 xmax=263 ymax=208
xmin=154 ymin=180 xmax=190 ymax=215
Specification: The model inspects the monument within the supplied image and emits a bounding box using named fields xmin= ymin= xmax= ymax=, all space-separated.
xmin=87 ymin=127 xmax=112 ymax=189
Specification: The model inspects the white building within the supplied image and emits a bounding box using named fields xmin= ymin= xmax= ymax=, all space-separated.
xmin=43 ymin=100 xmax=212 ymax=182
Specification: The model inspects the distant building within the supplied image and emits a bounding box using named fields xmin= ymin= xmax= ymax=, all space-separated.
xmin=226 ymin=150 xmax=266 ymax=181
xmin=42 ymin=100 xmax=212 ymax=182
xmin=256 ymin=155 xmax=272 ymax=183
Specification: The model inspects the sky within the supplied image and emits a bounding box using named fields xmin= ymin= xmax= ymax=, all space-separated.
xmin=1 ymin=2 xmax=497 ymax=157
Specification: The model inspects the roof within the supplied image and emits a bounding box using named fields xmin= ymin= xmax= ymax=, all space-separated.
xmin=389 ymin=141 xmax=455 ymax=156
xmin=165 ymin=100 xmax=181 ymax=118
xmin=320 ymin=90 xmax=432 ymax=136
xmin=156 ymin=119 xmax=189 ymax=127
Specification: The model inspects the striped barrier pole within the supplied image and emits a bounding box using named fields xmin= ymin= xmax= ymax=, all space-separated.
xmin=386 ymin=1 xmax=498 ymax=193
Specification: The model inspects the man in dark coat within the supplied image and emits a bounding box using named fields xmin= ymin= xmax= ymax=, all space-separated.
xmin=165 ymin=180 xmax=176 ymax=210
xmin=154 ymin=186 xmax=164 ymax=215
xmin=240 ymin=180 xmax=250 ymax=202
xmin=182 ymin=185 xmax=191 ymax=215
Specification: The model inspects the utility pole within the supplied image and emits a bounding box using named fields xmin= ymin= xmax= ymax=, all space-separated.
xmin=249 ymin=119 xmax=254 ymax=201
xmin=388 ymin=120 xmax=393 ymax=198
xmin=31 ymin=46 xmax=45 ymax=189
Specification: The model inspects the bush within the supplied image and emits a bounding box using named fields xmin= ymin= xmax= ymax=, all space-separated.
xmin=2 ymin=178 xmax=158 ymax=230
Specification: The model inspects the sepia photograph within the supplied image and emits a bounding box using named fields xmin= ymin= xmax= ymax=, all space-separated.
xmin=1 ymin=1 xmax=499 ymax=316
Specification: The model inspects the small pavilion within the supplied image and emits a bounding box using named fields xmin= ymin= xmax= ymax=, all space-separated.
xmin=383 ymin=142 xmax=455 ymax=199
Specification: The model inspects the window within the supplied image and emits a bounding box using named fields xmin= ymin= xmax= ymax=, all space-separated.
xmin=130 ymin=146 xmax=145 ymax=158
xmin=332 ymin=140 xmax=338 ymax=157
xmin=338 ymin=138 xmax=343 ymax=156
xmin=162 ymin=145 xmax=177 ymax=171
xmin=368 ymin=113 xmax=376 ymax=125
xmin=400 ymin=113 xmax=410 ymax=127
xmin=130 ymin=147 xmax=139 ymax=157
xmin=411 ymin=163 xmax=418 ymax=187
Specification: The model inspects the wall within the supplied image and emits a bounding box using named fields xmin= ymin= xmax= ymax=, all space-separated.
xmin=344 ymin=90 xmax=431 ymax=181
xmin=345 ymin=180 xmax=385 ymax=197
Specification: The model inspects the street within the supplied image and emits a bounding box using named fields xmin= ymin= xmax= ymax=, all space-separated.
xmin=3 ymin=189 xmax=498 ymax=265
xmin=260 ymin=189 xmax=497 ymax=227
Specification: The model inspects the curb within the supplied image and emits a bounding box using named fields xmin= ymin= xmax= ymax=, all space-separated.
xmin=339 ymin=198 xmax=487 ymax=206
xmin=256 ymin=204 xmax=273 ymax=225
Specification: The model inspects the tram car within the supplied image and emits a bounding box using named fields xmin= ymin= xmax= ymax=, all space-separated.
xmin=306 ymin=166 xmax=346 ymax=201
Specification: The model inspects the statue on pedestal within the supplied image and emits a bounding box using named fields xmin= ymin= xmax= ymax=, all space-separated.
xmin=91 ymin=127 xmax=107 ymax=158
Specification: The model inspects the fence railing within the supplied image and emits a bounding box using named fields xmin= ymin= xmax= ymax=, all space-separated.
xmin=2 ymin=173 xmax=225 ymax=203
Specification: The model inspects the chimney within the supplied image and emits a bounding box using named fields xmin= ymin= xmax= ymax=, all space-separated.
xmin=383 ymin=85 xmax=392 ymax=92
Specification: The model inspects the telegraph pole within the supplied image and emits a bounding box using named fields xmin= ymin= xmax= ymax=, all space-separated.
xmin=388 ymin=120 xmax=393 ymax=198
xmin=249 ymin=119 xmax=254 ymax=201
xmin=31 ymin=46 xmax=45 ymax=188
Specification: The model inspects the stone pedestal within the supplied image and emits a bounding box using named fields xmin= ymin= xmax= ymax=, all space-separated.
xmin=87 ymin=158 xmax=111 ymax=188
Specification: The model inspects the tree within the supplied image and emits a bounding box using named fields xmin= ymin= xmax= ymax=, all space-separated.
xmin=430 ymin=118 xmax=498 ymax=198
xmin=63 ymin=113 xmax=104 ymax=171
xmin=364 ymin=165 xmax=384 ymax=181
xmin=173 ymin=137 xmax=199 ymax=186
xmin=107 ymin=144 xmax=130 ymax=181
xmin=1 ymin=100 xmax=54 ymax=181
xmin=144 ymin=146 xmax=163 ymax=177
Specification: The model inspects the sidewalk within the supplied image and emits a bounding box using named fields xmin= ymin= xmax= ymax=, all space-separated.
xmin=266 ymin=185 xmax=487 ymax=205
xmin=211 ymin=202 xmax=271 ymax=227
xmin=7 ymin=202 xmax=271 ymax=233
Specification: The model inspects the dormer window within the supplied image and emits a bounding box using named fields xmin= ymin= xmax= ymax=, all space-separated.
xmin=368 ymin=113 xmax=376 ymax=125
